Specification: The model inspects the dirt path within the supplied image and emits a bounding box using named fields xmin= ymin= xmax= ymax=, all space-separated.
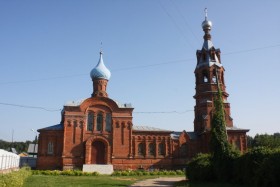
xmin=129 ymin=177 xmax=185 ymax=187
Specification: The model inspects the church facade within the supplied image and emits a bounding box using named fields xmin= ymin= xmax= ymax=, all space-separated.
xmin=37 ymin=16 xmax=249 ymax=170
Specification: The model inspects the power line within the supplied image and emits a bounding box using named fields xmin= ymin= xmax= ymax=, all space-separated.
xmin=170 ymin=0 xmax=200 ymax=43
xmin=223 ymin=43 xmax=280 ymax=55
xmin=134 ymin=110 xmax=193 ymax=114
xmin=0 ymin=101 xmax=193 ymax=114
xmin=158 ymin=0 xmax=195 ymax=50
xmin=0 ymin=74 xmax=87 ymax=85
xmin=0 ymin=102 xmax=61 ymax=112
xmin=0 ymin=43 xmax=279 ymax=85
xmin=112 ymin=58 xmax=192 ymax=72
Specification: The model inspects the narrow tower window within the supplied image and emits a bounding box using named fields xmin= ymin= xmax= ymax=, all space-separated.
xmin=203 ymin=71 xmax=208 ymax=83
xmin=202 ymin=70 xmax=209 ymax=83
xmin=105 ymin=113 xmax=112 ymax=132
xmin=97 ymin=113 xmax=103 ymax=131
xmin=212 ymin=76 xmax=217 ymax=83
xmin=87 ymin=112 xmax=94 ymax=131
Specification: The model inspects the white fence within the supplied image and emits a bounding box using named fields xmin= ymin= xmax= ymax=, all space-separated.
xmin=0 ymin=149 xmax=20 ymax=172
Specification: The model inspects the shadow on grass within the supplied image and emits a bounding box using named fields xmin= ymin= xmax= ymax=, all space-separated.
xmin=174 ymin=180 xmax=247 ymax=187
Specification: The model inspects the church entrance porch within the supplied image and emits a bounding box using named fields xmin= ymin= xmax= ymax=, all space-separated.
xmin=83 ymin=137 xmax=113 ymax=174
xmin=85 ymin=136 xmax=111 ymax=165
xmin=91 ymin=141 xmax=105 ymax=164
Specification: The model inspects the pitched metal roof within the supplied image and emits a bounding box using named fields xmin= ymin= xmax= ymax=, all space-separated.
xmin=27 ymin=144 xmax=38 ymax=154
xmin=64 ymin=98 xmax=86 ymax=106
xmin=133 ymin=125 xmax=171 ymax=132
xmin=171 ymin=131 xmax=198 ymax=140
xmin=226 ymin=126 xmax=249 ymax=131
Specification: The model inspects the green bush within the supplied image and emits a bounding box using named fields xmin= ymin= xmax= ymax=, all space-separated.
xmin=134 ymin=170 xmax=143 ymax=176
xmin=111 ymin=169 xmax=183 ymax=176
xmin=32 ymin=169 xmax=99 ymax=176
xmin=0 ymin=167 xmax=31 ymax=187
xmin=186 ymin=153 xmax=214 ymax=182
xmin=233 ymin=147 xmax=272 ymax=185
xmin=213 ymin=148 xmax=240 ymax=182
xmin=91 ymin=171 xmax=99 ymax=176
xmin=175 ymin=170 xmax=184 ymax=175
xmin=254 ymin=149 xmax=280 ymax=187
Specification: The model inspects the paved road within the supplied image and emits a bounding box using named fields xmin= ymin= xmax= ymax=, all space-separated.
xmin=129 ymin=177 xmax=185 ymax=187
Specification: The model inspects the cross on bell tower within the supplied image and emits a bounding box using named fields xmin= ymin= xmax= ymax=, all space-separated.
xmin=193 ymin=10 xmax=233 ymax=134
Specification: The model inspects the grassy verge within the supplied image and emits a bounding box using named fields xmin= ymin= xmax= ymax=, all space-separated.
xmin=23 ymin=175 xmax=161 ymax=187
xmin=0 ymin=167 xmax=31 ymax=187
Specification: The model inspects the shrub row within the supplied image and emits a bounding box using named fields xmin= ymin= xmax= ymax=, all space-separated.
xmin=32 ymin=170 xmax=99 ymax=176
xmin=186 ymin=147 xmax=280 ymax=187
xmin=32 ymin=169 xmax=184 ymax=177
xmin=111 ymin=169 xmax=184 ymax=176
xmin=0 ymin=167 xmax=31 ymax=187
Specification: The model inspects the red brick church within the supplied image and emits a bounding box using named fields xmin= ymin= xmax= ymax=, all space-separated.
xmin=37 ymin=15 xmax=249 ymax=170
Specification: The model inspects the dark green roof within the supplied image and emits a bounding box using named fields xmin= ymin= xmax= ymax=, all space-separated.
xmin=39 ymin=124 xmax=63 ymax=131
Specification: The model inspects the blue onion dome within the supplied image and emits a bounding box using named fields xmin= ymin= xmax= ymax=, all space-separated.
xmin=90 ymin=51 xmax=111 ymax=80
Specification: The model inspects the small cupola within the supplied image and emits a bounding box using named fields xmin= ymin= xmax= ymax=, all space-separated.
xmin=196 ymin=9 xmax=222 ymax=69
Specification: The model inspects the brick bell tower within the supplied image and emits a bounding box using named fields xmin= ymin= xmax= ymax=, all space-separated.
xmin=194 ymin=10 xmax=233 ymax=134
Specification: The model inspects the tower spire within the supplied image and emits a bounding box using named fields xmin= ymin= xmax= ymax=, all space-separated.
xmin=204 ymin=8 xmax=208 ymax=21
xmin=201 ymin=8 xmax=212 ymax=40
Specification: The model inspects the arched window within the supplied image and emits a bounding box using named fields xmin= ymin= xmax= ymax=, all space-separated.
xmin=202 ymin=52 xmax=206 ymax=61
xmin=87 ymin=112 xmax=94 ymax=131
xmin=212 ymin=71 xmax=217 ymax=83
xmin=203 ymin=71 xmax=208 ymax=83
xmin=180 ymin=143 xmax=187 ymax=157
xmin=158 ymin=143 xmax=165 ymax=156
xmin=47 ymin=142 xmax=54 ymax=155
xmin=210 ymin=51 xmax=215 ymax=61
xmin=97 ymin=113 xmax=103 ymax=131
xmin=212 ymin=76 xmax=217 ymax=83
xmin=138 ymin=143 xmax=145 ymax=156
xmin=105 ymin=113 xmax=112 ymax=132
xmin=148 ymin=143 xmax=155 ymax=156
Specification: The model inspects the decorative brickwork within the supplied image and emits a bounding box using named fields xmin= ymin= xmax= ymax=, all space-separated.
xmin=37 ymin=17 xmax=249 ymax=170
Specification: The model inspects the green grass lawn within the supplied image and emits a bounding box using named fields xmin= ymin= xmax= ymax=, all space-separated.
xmin=23 ymin=175 xmax=157 ymax=187
xmin=24 ymin=175 xmax=246 ymax=187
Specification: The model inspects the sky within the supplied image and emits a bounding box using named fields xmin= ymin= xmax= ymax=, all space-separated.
xmin=0 ymin=0 xmax=279 ymax=142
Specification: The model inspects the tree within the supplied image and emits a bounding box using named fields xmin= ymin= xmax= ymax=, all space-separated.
xmin=210 ymin=77 xmax=238 ymax=181
xmin=252 ymin=133 xmax=280 ymax=149
xmin=210 ymin=84 xmax=231 ymax=158
xmin=0 ymin=139 xmax=31 ymax=153
xmin=247 ymin=135 xmax=254 ymax=148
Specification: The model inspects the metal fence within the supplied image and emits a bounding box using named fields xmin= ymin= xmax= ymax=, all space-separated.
xmin=0 ymin=149 xmax=20 ymax=171
xmin=19 ymin=157 xmax=37 ymax=169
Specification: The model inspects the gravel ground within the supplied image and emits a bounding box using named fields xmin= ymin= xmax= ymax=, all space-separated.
xmin=129 ymin=177 xmax=186 ymax=187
